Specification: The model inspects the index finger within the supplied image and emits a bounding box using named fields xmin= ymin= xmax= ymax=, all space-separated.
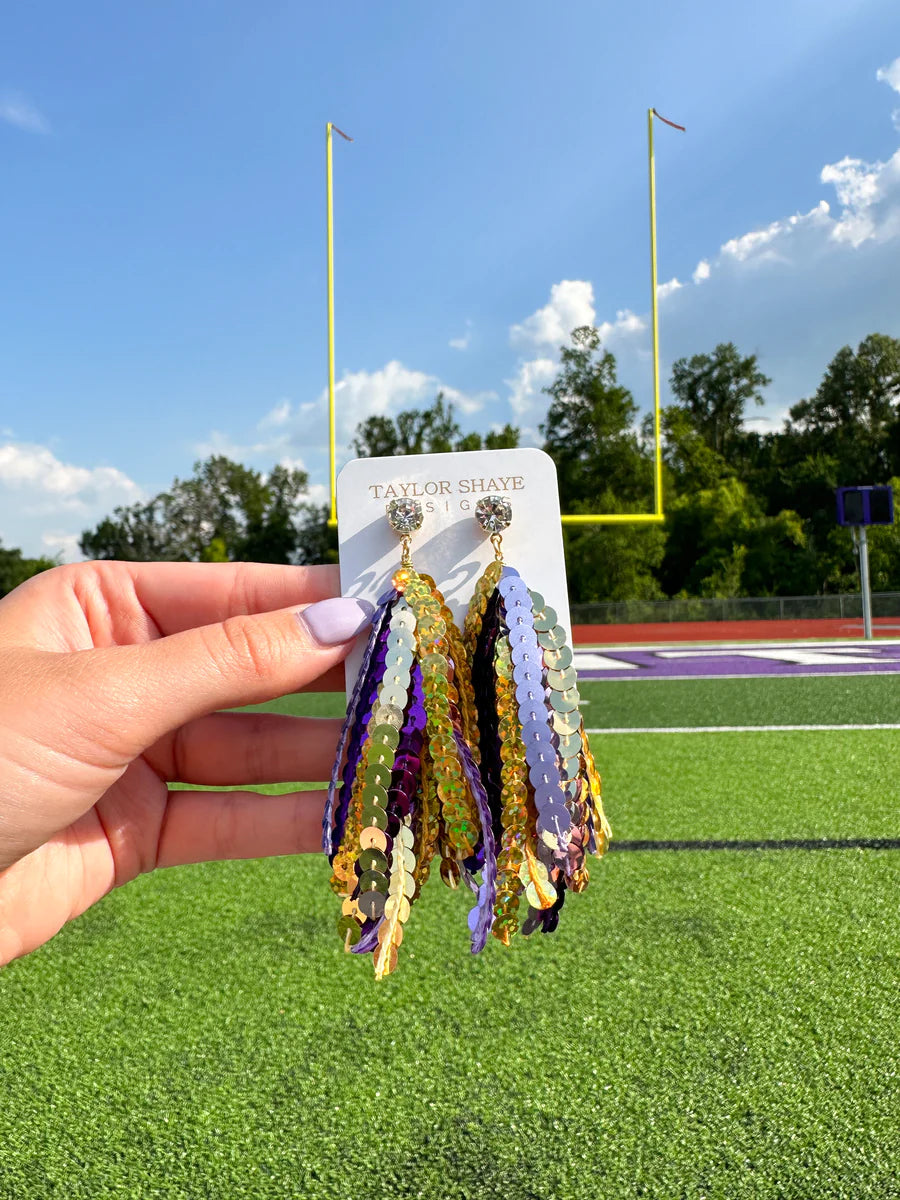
xmin=125 ymin=561 xmax=342 ymax=635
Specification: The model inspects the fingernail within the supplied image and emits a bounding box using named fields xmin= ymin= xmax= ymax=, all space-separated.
xmin=299 ymin=597 xmax=375 ymax=646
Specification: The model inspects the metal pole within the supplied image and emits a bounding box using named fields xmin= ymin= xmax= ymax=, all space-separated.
xmin=648 ymin=108 xmax=662 ymax=519
xmin=326 ymin=122 xmax=337 ymax=527
xmin=858 ymin=524 xmax=873 ymax=639
xmin=325 ymin=122 xmax=352 ymax=529
xmin=646 ymin=109 xmax=685 ymax=522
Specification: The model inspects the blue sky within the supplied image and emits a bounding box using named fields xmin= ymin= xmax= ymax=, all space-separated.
xmin=2 ymin=0 xmax=900 ymax=558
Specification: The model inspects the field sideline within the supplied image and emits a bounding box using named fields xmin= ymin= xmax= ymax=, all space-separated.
xmin=0 ymin=670 xmax=897 ymax=1198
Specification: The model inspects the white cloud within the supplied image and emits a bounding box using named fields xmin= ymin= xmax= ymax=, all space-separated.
xmin=449 ymin=319 xmax=473 ymax=351
xmin=504 ymin=357 xmax=556 ymax=430
xmin=656 ymin=277 xmax=684 ymax=302
xmin=510 ymin=280 xmax=596 ymax=348
xmin=197 ymin=363 xmax=491 ymax=499
xmin=720 ymin=210 xmax=807 ymax=264
xmin=823 ymin=157 xmax=895 ymax=246
xmin=440 ymin=383 xmax=496 ymax=416
xmin=303 ymin=482 xmax=330 ymax=507
xmin=0 ymin=442 xmax=141 ymax=505
xmin=332 ymin=361 xmax=443 ymax=437
xmin=876 ymin=58 xmax=900 ymax=132
xmin=323 ymin=362 xmax=492 ymax=434
xmin=705 ymin=139 xmax=900 ymax=263
xmin=0 ymin=94 xmax=50 ymax=135
xmin=503 ymin=283 xmax=649 ymax=441
xmin=743 ymin=408 xmax=791 ymax=436
xmin=597 ymin=308 xmax=646 ymax=341
xmin=502 ymin=68 xmax=900 ymax=443
xmin=822 ymin=157 xmax=882 ymax=211
xmin=257 ymin=399 xmax=292 ymax=428
xmin=0 ymin=441 xmax=143 ymax=560
xmin=41 ymin=532 xmax=82 ymax=561
xmin=876 ymin=57 xmax=900 ymax=94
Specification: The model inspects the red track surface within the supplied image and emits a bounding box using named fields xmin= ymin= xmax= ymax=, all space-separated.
xmin=573 ymin=617 xmax=900 ymax=645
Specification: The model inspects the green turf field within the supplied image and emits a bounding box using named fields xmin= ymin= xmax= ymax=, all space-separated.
xmin=1 ymin=674 xmax=898 ymax=1199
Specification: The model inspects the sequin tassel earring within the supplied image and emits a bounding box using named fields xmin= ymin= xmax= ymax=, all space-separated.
xmin=324 ymin=497 xmax=496 ymax=978
xmin=464 ymin=495 xmax=611 ymax=945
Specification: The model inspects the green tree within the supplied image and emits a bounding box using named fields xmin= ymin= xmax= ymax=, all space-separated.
xmin=352 ymin=393 xmax=519 ymax=457
xmin=787 ymin=333 xmax=900 ymax=485
xmin=538 ymin=327 xmax=663 ymax=602
xmin=456 ymin=425 xmax=521 ymax=452
xmin=80 ymin=456 xmax=311 ymax=563
xmin=294 ymin=504 xmax=340 ymax=566
xmin=562 ymin=519 xmax=666 ymax=605
xmin=754 ymin=334 xmax=900 ymax=592
xmin=862 ymin=479 xmax=900 ymax=592
xmin=0 ymin=542 xmax=57 ymax=597
xmin=669 ymin=342 xmax=770 ymax=463
xmin=658 ymin=403 xmax=732 ymax=494
xmin=660 ymin=477 xmax=806 ymax=598
xmin=541 ymin=326 xmax=650 ymax=509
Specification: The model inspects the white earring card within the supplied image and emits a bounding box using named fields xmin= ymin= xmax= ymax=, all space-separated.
xmin=336 ymin=448 xmax=570 ymax=694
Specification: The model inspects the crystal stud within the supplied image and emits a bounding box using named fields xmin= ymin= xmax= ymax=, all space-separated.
xmin=475 ymin=494 xmax=512 ymax=533
xmin=386 ymin=497 xmax=423 ymax=534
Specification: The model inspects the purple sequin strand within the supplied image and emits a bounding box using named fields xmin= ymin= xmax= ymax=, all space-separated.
xmin=457 ymin=732 xmax=497 ymax=953
xmin=470 ymin=589 xmax=504 ymax=838
xmin=331 ymin=626 xmax=391 ymax=857
xmin=352 ymin=663 xmax=427 ymax=955
xmin=323 ymin=593 xmax=394 ymax=852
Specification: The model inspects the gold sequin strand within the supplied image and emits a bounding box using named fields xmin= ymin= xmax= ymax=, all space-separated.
xmin=491 ymin=635 xmax=530 ymax=944
xmin=580 ymin=723 xmax=610 ymax=854
xmin=373 ymin=820 xmax=416 ymax=978
xmin=463 ymin=559 xmax=503 ymax=658
xmin=335 ymin=601 xmax=415 ymax=951
xmin=402 ymin=568 xmax=480 ymax=863
xmin=393 ymin=561 xmax=482 ymax=883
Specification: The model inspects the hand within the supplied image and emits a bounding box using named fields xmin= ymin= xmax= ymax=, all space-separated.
xmin=0 ymin=561 xmax=372 ymax=965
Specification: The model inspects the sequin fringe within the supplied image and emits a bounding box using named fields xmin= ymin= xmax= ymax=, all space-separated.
xmin=464 ymin=565 xmax=610 ymax=944
xmin=325 ymin=567 xmax=493 ymax=977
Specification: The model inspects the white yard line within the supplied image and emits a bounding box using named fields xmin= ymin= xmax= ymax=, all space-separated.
xmin=587 ymin=723 xmax=900 ymax=734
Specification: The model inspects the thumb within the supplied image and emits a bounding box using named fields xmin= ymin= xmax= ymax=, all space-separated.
xmin=82 ymin=596 xmax=373 ymax=757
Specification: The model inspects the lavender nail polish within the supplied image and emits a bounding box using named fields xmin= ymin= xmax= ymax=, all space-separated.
xmin=299 ymin=597 xmax=375 ymax=646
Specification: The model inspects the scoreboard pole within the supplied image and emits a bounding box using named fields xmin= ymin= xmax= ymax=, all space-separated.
xmin=836 ymin=486 xmax=893 ymax=640
xmin=852 ymin=525 xmax=874 ymax=639
xmin=859 ymin=525 xmax=873 ymax=639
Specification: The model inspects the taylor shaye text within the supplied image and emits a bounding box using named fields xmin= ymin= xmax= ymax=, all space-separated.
xmin=367 ymin=476 xmax=526 ymax=500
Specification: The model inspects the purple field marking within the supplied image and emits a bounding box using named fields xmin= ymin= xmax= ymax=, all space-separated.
xmin=574 ymin=640 xmax=900 ymax=681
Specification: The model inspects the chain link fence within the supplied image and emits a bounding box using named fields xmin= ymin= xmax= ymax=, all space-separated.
xmin=570 ymin=592 xmax=900 ymax=625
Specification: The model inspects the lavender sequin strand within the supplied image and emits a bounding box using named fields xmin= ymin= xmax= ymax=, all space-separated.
xmin=456 ymin=731 xmax=497 ymax=953
xmin=323 ymin=591 xmax=396 ymax=854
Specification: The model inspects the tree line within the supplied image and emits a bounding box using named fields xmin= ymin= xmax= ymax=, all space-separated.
xmin=2 ymin=329 xmax=898 ymax=602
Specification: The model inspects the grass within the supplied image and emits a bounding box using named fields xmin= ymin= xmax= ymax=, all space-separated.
xmin=250 ymin=671 xmax=900 ymax=729
xmin=580 ymin=673 xmax=900 ymax=729
xmin=1 ymin=673 xmax=898 ymax=1198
